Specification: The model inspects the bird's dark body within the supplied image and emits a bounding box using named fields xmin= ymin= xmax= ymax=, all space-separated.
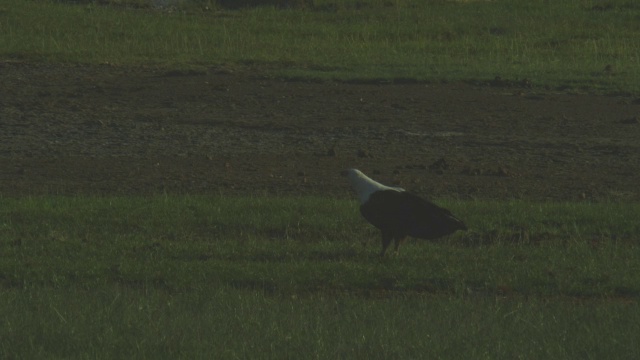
xmin=359 ymin=190 xmax=466 ymax=255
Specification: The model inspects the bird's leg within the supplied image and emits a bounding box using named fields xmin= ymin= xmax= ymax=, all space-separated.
xmin=380 ymin=232 xmax=393 ymax=257
xmin=393 ymin=236 xmax=406 ymax=255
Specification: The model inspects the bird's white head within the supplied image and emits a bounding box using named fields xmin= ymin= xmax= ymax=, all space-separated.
xmin=342 ymin=168 xmax=404 ymax=204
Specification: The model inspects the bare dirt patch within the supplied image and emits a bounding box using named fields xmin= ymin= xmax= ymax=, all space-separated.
xmin=2 ymin=62 xmax=639 ymax=200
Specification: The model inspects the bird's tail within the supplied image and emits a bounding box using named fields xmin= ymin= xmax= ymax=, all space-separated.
xmin=447 ymin=214 xmax=467 ymax=231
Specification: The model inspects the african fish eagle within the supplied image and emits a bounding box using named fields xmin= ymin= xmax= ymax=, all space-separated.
xmin=342 ymin=168 xmax=467 ymax=256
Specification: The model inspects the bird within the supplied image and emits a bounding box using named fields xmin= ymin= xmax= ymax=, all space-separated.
xmin=342 ymin=168 xmax=467 ymax=256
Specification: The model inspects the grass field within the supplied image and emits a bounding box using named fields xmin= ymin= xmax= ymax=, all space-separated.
xmin=2 ymin=0 xmax=640 ymax=357
xmin=2 ymin=0 xmax=640 ymax=92
xmin=1 ymin=196 xmax=639 ymax=358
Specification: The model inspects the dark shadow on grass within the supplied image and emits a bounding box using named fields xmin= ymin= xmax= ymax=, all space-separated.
xmin=217 ymin=0 xmax=311 ymax=10
xmin=456 ymin=229 xmax=554 ymax=247
xmin=228 ymin=279 xmax=279 ymax=295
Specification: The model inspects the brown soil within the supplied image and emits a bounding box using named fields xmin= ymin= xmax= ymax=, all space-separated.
xmin=2 ymin=62 xmax=639 ymax=201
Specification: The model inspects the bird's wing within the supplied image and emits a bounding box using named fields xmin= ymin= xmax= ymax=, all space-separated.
xmin=399 ymin=192 xmax=467 ymax=238
xmin=359 ymin=190 xmax=408 ymax=232
xmin=360 ymin=190 xmax=466 ymax=239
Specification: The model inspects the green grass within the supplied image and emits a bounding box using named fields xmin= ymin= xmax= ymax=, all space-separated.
xmin=2 ymin=0 xmax=640 ymax=92
xmin=5 ymin=287 xmax=640 ymax=358
xmin=3 ymin=1 xmax=639 ymax=357
xmin=1 ymin=196 xmax=640 ymax=358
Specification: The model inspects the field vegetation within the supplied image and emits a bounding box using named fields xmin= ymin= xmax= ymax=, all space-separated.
xmin=1 ymin=0 xmax=640 ymax=92
xmin=1 ymin=196 xmax=640 ymax=358
xmin=2 ymin=0 xmax=640 ymax=358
